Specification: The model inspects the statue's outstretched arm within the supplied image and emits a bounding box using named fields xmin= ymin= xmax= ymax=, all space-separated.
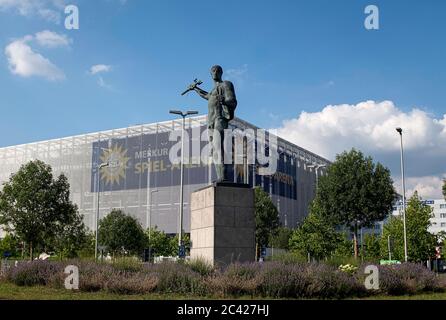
xmin=194 ymin=87 xmax=209 ymax=101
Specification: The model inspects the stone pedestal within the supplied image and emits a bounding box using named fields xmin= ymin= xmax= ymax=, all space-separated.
xmin=190 ymin=183 xmax=255 ymax=266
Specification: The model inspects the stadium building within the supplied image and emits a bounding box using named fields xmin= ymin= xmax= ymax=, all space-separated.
xmin=0 ymin=116 xmax=330 ymax=235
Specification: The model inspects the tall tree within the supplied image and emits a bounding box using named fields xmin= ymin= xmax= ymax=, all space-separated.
xmin=315 ymin=149 xmax=396 ymax=259
xmin=380 ymin=192 xmax=437 ymax=262
xmin=98 ymin=209 xmax=146 ymax=256
xmin=270 ymin=227 xmax=293 ymax=250
xmin=361 ymin=233 xmax=381 ymax=262
xmin=254 ymin=187 xmax=280 ymax=260
xmin=0 ymin=160 xmax=81 ymax=260
xmin=289 ymin=208 xmax=341 ymax=261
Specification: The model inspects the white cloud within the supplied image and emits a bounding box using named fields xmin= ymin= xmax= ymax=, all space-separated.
xmin=4 ymin=32 xmax=68 ymax=81
xmin=88 ymin=64 xmax=113 ymax=89
xmin=35 ymin=30 xmax=71 ymax=48
xmin=401 ymin=175 xmax=446 ymax=200
xmin=226 ymin=64 xmax=248 ymax=85
xmin=89 ymin=64 xmax=112 ymax=75
xmin=274 ymin=100 xmax=446 ymax=199
xmin=0 ymin=0 xmax=66 ymax=23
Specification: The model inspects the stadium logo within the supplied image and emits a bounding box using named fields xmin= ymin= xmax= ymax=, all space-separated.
xmin=100 ymin=144 xmax=130 ymax=185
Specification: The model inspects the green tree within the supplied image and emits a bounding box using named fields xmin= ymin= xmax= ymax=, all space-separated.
xmin=361 ymin=234 xmax=381 ymax=262
xmin=0 ymin=234 xmax=19 ymax=258
xmin=254 ymin=187 xmax=280 ymax=259
xmin=98 ymin=209 xmax=146 ymax=256
xmin=145 ymin=228 xmax=191 ymax=257
xmin=51 ymin=212 xmax=88 ymax=259
xmin=289 ymin=206 xmax=341 ymax=261
xmin=315 ymin=149 xmax=395 ymax=259
xmin=77 ymin=231 xmax=96 ymax=258
xmin=380 ymin=192 xmax=437 ymax=262
xmin=333 ymin=233 xmax=354 ymax=257
xmin=170 ymin=233 xmax=191 ymax=257
xmin=270 ymin=227 xmax=293 ymax=250
xmin=0 ymin=160 xmax=81 ymax=260
xmin=146 ymin=227 xmax=175 ymax=257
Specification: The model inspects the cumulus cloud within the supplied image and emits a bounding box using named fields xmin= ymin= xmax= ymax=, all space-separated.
xmin=88 ymin=64 xmax=113 ymax=89
xmin=35 ymin=30 xmax=71 ymax=48
xmin=89 ymin=64 xmax=112 ymax=75
xmin=0 ymin=0 xmax=66 ymax=23
xmin=4 ymin=31 xmax=70 ymax=81
xmin=274 ymin=100 xmax=446 ymax=199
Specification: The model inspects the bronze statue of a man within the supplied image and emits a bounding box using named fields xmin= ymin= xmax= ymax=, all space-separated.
xmin=192 ymin=65 xmax=237 ymax=182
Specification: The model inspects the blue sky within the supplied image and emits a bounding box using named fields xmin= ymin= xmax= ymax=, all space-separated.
xmin=1 ymin=0 xmax=446 ymax=197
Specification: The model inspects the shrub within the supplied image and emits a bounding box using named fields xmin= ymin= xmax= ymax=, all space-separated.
xmin=111 ymin=257 xmax=143 ymax=273
xmin=377 ymin=263 xmax=440 ymax=295
xmin=267 ymin=251 xmax=307 ymax=264
xmin=256 ymin=262 xmax=309 ymax=298
xmin=339 ymin=264 xmax=358 ymax=275
xmin=77 ymin=261 xmax=115 ymax=292
xmin=206 ymin=263 xmax=260 ymax=297
xmin=305 ymin=263 xmax=367 ymax=299
xmin=153 ymin=262 xmax=206 ymax=295
xmin=187 ymin=258 xmax=215 ymax=277
xmin=5 ymin=261 xmax=62 ymax=287
xmin=105 ymin=272 xmax=158 ymax=295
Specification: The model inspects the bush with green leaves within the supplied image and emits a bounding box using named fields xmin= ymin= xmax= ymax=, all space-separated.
xmin=98 ymin=209 xmax=146 ymax=256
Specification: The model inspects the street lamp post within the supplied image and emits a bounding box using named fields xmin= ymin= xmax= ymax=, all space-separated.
xmin=147 ymin=189 xmax=159 ymax=262
xmin=169 ymin=109 xmax=199 ymax=257
xmin=95 ymin=162 xmax=109 ymax=261
xmin=396 ymin=127 xmax=408 ymax=263
xmin=307 ymin=164 xmax=327 ymax=189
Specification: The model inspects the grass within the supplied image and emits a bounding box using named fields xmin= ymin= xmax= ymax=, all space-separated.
xmin=360 ymin=292 xmax=446 ymax=300
xmin=0 ymin=283 xmax=196 ymax=300
xmin=1 ymin=283 xmax=445 ymax=300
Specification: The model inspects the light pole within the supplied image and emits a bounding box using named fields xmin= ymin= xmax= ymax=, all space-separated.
xmin=396 ymin=127 xmax=408 ymax=262
xmin=95 ymin=162 xmax=109 ymax=261
xmin=169 ymin=109 xmax=199 ymax=257
xmin=147 ymin=189 xmax=159 ymax=262
xmin=307 ymin=164 xmax=327 ymax=189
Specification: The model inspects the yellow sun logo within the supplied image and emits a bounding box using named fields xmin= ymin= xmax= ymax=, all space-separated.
xmin=100 ymin=144 xmax=130 ymax=185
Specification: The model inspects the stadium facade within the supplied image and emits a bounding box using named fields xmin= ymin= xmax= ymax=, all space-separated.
xmin=0 ymin=116 xmax=330 ymax=235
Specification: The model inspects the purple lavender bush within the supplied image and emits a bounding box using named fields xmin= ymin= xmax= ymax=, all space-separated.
xmin=377 ymin=263 xmax=440 ymax=295
xmin=105 ymin=271 xmax=158 ymax=295
xmin=5 ymin=261 xmax=63 ymax=287
xmin=255 ymin=262 xmax=309 ymax=298
xmin=151 ymin=262 xmax=207 ymax=295
xmin=305 ymin=263 xmax=367 ymax=299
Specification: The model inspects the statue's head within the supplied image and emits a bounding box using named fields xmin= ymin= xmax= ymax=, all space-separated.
xmin=210 ymin=65 xmax=223 ymax=81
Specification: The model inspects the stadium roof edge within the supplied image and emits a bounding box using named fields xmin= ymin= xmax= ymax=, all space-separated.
xmin=0 ymin=115 xmax=330 ymax=165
